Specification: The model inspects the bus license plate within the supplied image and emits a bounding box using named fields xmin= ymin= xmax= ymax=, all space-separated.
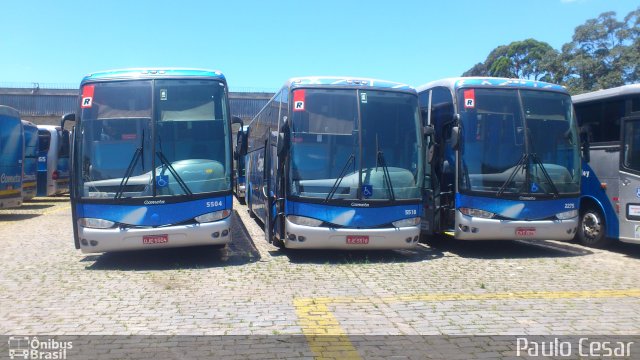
xmin=143 ymin=234 xmax=169 ymax=244
xmin=515 ymin=228 xmax=536 ymax=237
xmin=346 ymin=235 xmax=369 ymax=245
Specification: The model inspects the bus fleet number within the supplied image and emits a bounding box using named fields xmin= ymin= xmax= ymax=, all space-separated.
xmin=206 ymin=201 xmax=223 ymax=208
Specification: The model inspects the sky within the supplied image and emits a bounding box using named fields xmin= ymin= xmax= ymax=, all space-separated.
xmin=0 ymin=0 xmax=638 ymax=91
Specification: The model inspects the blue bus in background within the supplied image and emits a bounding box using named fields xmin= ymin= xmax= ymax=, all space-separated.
xmin=573 ymin=84 xmax=640 ymax=248
xmin=21 ymin=120 xmax=38 ymax=201
xmin=0 ymin=106 xmax=23 ymax=209
xmin=36 ymin=125 xmax=70 ymax=196
xmin=66 ymin=68 xmax=242 ymax=253
xmin=417 ymin=78 xmax=581 ymax=241
xmin=233 ymin=125 xmax=249 ymax=201
xmin=246 ymin=76 xmax=425 ymax=249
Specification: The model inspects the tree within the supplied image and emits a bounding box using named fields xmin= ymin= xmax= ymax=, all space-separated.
xmin=461 ymin=7 xmax=640 ymax=94
xmin=462 ymin=39 xmax=560 ymax=81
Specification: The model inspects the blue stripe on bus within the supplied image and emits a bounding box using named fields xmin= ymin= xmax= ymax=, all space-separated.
xmin=285 ymin=200 xmax=422 ymax=227
xmin=580 ymin=161 xmax=619 ymax=239
xmin=456 ymin=193 xmax=579 ymax=220
xmin=76 ymin=195 xmax=232 ymax=226
xmin=453 ymin=78 xmax=567 ymax=92
xmin=82 ymin=68 xmax=225 ymax=83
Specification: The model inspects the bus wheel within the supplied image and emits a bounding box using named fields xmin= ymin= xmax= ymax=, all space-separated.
xmin=577 ymin=207 xmax=610 ymax=248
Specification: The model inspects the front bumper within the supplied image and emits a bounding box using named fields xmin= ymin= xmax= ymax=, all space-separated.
xmin=283 ymin=218 xmax=420 ymax=249
xmin=455 ymin=211 xmax=578 ymax=240
xmin=78 ymin=217 xmax=232 ymax=253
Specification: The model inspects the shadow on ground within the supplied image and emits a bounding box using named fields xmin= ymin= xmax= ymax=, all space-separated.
xmin=603 ymin=240 xmax=640 ymax=259
xmin=82 ymin=209 xmax=261 ymax=271
xmin=422 ymin=236 xmax=593 ymax=259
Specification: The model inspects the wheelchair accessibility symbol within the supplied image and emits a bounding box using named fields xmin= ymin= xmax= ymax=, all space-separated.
xmin=156 ymin=175 xmax=169 ymax=188
xmin=362 ymin=185 xmax=373 ymax=198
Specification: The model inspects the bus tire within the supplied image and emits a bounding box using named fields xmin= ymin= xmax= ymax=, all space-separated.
xmin=577 ymin=206 xmax=611 ymax=248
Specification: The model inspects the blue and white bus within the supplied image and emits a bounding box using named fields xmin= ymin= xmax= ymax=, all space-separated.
xmin=233 ymin=125 xmax=249 ymax=200
xmin=0 ymin=106 xmax=23 ymax=209
xmin=66 ymin=68 xmax=242 ymax=253
xmin=573 ymin=84 xmax=640 ymax=247
xmin=21 ymin=120 xmax=38 ymax=201
xmin=246 ymin=77 xmax=425 ymax=249
xmin=417 ymin=78 xmax=581 ymax=241
xmin=36 ymin=125 xmax=70 ymax=196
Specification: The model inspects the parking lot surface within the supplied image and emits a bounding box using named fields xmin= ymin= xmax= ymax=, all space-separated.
xmin=1 ymin=196 xmax=640 ymax=357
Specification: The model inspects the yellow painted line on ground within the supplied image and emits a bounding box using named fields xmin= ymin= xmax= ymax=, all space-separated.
xmin=294 ymin=298 xmax=362 ymax=360
xmin=294 ymin=289 xmax=640 ymax=359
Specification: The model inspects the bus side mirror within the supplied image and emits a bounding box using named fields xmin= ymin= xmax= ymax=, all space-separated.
xmin=232 ymin=116 xmax=243 ymax=125
xmin=61 ymin=113 xmax=75 ymax=129
xmin=277 ymin=116 xmax=289 ymax=157
xmin=423 ymin=125 xmax=434 ymax=138
xmin=451 ymin=126 xmax=460 ymax=151
xmin=580 ymin=125 xmax=590 ymax=163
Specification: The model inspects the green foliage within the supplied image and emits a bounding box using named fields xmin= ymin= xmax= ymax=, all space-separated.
xmin=462 ymin=7 xmax=640 ymax=94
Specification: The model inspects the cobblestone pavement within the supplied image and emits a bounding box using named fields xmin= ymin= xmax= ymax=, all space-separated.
xmin=1 ymin=196 xmax=640 ymax=357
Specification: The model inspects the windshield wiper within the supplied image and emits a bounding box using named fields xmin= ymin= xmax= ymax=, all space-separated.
xmin=114 ymin=147 xmax=142 ymax=200
xmin=530 ymin=153 xmax=559 ymax=197
xmin=156 ymin=151 xmax=193 ymax=196
xmin=325 ymin=153 xmax=355 ymax=203
xmin=376 ymin=150 xmax=395 ymax=201
xmin=497 ymin=153 xmax=528 ymax=197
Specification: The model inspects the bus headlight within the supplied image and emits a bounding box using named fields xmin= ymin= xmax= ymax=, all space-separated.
xmin=459 ymin=207 xmax=495 ymax=219
xmin=78 ymin=218 xmax=116 ymax=229
xmin=195 ymin=209 xmax=231 ymax=223
xmin=288 ymin=215 xmax=323 ymax=227
xmin=392 ymin=217 xmax=421 ymax=227
xmin=556 ymin=210 xmax=578 ymax=220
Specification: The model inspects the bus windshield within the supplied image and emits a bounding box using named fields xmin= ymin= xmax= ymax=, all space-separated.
xmin=78 ymin=79 xmax=230 ymax=199
xmin=289 ymin=89 xmax=423 ymax=201
xmin=458 ymin=88 xmax=580 ymax=196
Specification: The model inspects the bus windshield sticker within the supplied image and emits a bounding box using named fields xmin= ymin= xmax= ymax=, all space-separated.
xmin=156 ymin=175 xmax=169 ymax=188
xmin=361 ymin=92 xmax=367 ymax=103
xmin=362 ymin=184 xmax=373 ymax=198
xmin=531 ymin=182 xmax=539 ymax=192
xmin=293 ymin=90 xmax=305 ymax=111
xmin=160 ymin=89 xmax=168 ymax=101
xmin=464 ymin=89 xmax=475 ymax=109
xmin=81 ymin=85 xmax=95 ymax=108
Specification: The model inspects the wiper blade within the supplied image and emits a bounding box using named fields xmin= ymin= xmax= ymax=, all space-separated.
xmin=114 ymin=147 xmax=142 ymax=199
xmin=156 ymin=151 xmax=193 ymax=196
xmin=325 ymin=153 xmax=354 ymax=203
xmin=377 ymin=150 xmax=395 ymax=201
xmin=497 ymin=153 xmax=528 ymax=197
xmin=530 ymin=153 xmax=559 ymax=197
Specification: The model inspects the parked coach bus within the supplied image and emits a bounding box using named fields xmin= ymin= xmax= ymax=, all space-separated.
xmin=0 ymin=106 xmax=23 ymax=209
xmin=36 ymin=125 xmax=70 ymax=196
xmin=573 ymin=84 xmax=640 ymax=247
xmin=65 ymin=68 xmax=242 ymax=253
xmin=233 ymin=125 xmax=249 ymax=200
xmin=246 ymin=76 xmax=425 ymax=249
xmin=21 ymin=120 xmax=38 ymax=201
xmin=417 ymin=77 xmax=581 ymax=241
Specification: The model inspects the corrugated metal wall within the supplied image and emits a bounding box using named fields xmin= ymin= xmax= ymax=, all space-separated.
xmin=0 ymin=94 xmax=78 ymax=116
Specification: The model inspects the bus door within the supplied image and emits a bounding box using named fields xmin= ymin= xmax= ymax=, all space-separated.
xmin=619 ymin=115 xmax=640 ymax=242
xmin=263 ymin=130 xmax=279 ymax=243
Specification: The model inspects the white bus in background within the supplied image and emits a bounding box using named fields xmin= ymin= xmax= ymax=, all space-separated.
xmin=37 ymin=125 xmax=70 ymax=196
